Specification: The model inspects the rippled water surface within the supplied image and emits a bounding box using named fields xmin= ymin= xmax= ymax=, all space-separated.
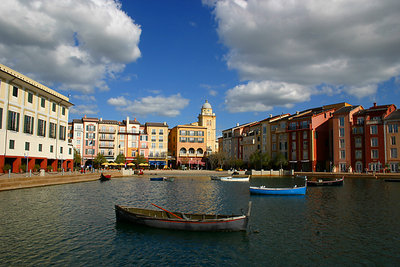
xmin=1 ymin=176 xmax=400 ymax=266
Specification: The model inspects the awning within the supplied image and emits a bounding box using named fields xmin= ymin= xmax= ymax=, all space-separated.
xmin=149 ymin=161 xmax=166 ymax=166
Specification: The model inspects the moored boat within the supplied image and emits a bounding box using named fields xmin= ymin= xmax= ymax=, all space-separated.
xmin=250 ymin=185 xmax=306 ymax=195
xmin=99 ymin=174 xmax=111 ymax=181
xmin=220 ymin=176 xmax=250 ymax=182
xmin=150 ymin=177 xmax=165 ymax=181
xmin=384 ymin=179 xmax=400 ymax=182
xmin=307 ymin=177 xmax=344 ymax=186
xmin=115 ymin=203 xmax=251 ymax=232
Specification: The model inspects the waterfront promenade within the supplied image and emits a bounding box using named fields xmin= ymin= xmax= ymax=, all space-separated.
xmin=1 ymin=169 xmax=399 ymax=192
xmin=0 ymin=169 xmax=228 ymax=192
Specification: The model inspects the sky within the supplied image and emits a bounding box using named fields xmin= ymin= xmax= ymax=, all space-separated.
xmin=1 ymin=0 xmax=400 ymax=136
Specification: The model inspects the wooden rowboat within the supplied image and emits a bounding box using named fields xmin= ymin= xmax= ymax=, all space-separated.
xmin=250 ymin=185 xmax=306 ymax=195
xmin=307 ymin=177 xmax=344 ymax=186
xmin=99 ymin=174 xmax=111 ymax=181
xmin=115 ymin=203 xmax=251 ymax=232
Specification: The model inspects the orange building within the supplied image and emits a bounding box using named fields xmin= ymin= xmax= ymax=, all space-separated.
xmin=385 ymin=110 xmax=400 ymax=172
xmin=168 ymin=125 xmax=207 ymax=169
xmin=332 ymin=105 xmax=363 ymax=172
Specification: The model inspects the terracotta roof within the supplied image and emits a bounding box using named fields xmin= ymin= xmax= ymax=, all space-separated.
xmin=385 ymin=110 xmax=400 ymax=121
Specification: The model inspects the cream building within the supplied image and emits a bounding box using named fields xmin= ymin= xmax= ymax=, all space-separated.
xmin=0 ymin=63 xmax=73 ymax=173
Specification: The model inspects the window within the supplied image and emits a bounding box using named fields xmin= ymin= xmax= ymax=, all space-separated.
xmin=339 ymin=117 xmax=345 ymax=127
xmin=391 ymin=136 xmax=396 ymax=145
xmin=370 ymin=125 xmax=377 ymax=135
xmin=391 ymin=148 xmax=398 ymax=158
xmin=371 ymin=138 xmax=378 ymax=147
xmin=303 ymin=140 xmax=308 ymax=149
xmin=0 ymin=108 xmax=2 ymax=129
xmin=59 ymin=125 xmax=66 ymax=140
xmin=179 ymin=137 xmax=187 ymax=142
xmin=339 ymin=139 xmax=345 ymax=148
xmin=180 ymin=130 xmax=186 ymax=136
xmin=357 ymin=117 xmax=364 ymax=125
xmin=9 ymin=140 xmax=15 ymax=149
xmin=38 ymin=144 xmax=42 ymax=152
xmin=7 ymin=110 xmax=20 ymax=132
xmin=189 ymin=131 xmax=195 ymax=136
xmin=371 ymin=149 xmax=378 ymax=159
xmin=52 ymin=102 xmax=56 ymax=112
xmin=159 ymin=143 xmax=163 ymax=149
xmin=50 ymin=145 xmax=54 ymax=153
xmin=355 ymin=137 xmax=362 ymax=148
xmin=151 ymin=129 xmax=156 ymax=135
xmin=303 ymin=131 xmax=308 ymax=139
xmin=49 ymin=122 xmax=57 ymax=139
xmin=198 ymin=131 xmax=204 ymax=136
xmin=24 ymin=115 xmax=34 ymax=134
xmin=292 ymin=141 xmax=296 ymax=150
xmin=131 ymin=151 xmax=136 ymax=157
xmin=62 ymin=107 xmax=65 ymax=115
xmin=159 ymin=136 xmax=164 ymax=142
xmin=41 ymin=97 xmax=45 ymax=108
xmin=86 ymin=125 xmax=96 ymax=131
xmin=198 ymin=138 xmax=204 ymax=143
xmin=60 ymin=147 xmax=63 ymax=154
xmin=25 ymin=142 xmax=30 ymax=151
xmin=151 ymin=136 xmax=156 ymax=142
xmin=340 ymin=150 xmax=345 ymax=159
xmin=292 ymin=132 xmax=296 ymax=140
xmin=388 ymin=124 xmax=399 ymax=133
xmin=151 ymin=143 xmax=156 ymax=148
xmin=12 ymin=86 xmax=18 ymax=97
xmin=339 ymin=128 xmax=345 ymax=137
xmin=303 ymin=150 xmax=308 ymax=160
xmin=37 ymin=119 xmax=46 ymax=136
xmin=159 ymin=129 xmax=163 ymax=135
xmin=355 ymin=150 xmax=362 ymax=159
xmin=28 ymin=92 xmax=33 ymax=103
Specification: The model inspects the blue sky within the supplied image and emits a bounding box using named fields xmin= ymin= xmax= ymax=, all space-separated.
xmin=1 ymin=0 xmax=400 ymax=136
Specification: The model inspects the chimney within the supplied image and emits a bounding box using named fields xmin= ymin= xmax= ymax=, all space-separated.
xmin=100 ymin=118 xmax=102 ymax=121
xmin=84 ymin=115 xmax=87 ymax=118
xmin=127 ymin=116 xmax=130 ymax=124
xmin=236 ymin=123 xmax=239 ymax=127
xmin=269 ymin=114 xmax=272 ymax=118
xmin=296 ymin=111 xmax=299 ymax=115
xmin=373 ymin=102 xmax=377 ymax=107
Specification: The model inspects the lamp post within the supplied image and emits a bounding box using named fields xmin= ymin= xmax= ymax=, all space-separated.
xmin=24 ymin=152 xmax=28 ymax=177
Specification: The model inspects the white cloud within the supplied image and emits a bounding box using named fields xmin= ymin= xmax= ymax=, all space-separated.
xmin=206 ymin=0 xmax=400 ymax=110
xmin=225 ymin=81 xmax=312 ymax=112
xmin=69 ymin=104 xmax=99 ymax=115
xmin=209 ymin=90 xmax=218 ymax=96
xmin=0 ymin=0 xmax=141 ymax=94
xmin=108 ymin=94 xmax=190 ymax=117
xmin=72 ymin=95 xmax=96 ymax=102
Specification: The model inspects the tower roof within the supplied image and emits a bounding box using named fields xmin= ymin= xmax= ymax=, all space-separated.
xmin=202 ymin=100 xmax=212 ymax=109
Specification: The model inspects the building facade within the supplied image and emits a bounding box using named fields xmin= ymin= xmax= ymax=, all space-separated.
xmin=384 ymin=110 xmax=400 ymax=172
xmin=0 ymin=63 xmax=73 ymax=173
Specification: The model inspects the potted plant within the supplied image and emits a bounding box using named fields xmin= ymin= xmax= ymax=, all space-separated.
xmin=3 ymin=164 xmax=11 ymax=173
xmin=34 ymin=164 xmax=40 ymax=172
xmin=46 ymin=166 xmax=53 ymax=172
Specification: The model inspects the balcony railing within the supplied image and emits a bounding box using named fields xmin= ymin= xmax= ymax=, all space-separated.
xmin=99 ymin=129 xmax=116 ymax=133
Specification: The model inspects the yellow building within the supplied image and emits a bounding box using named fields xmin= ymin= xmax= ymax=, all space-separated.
xmin=197 ymin=100 xmax=217 ymax=154
xmin=145 ymin=122 xmax=169 ymax=168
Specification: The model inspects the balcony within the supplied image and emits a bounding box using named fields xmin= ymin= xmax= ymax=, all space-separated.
xmin=99 ymin=128 xmax=116 ymax=133
xmin=119 ymin=129 xmax=139 ymax=134
xmin=99 ymin=136 xmax=115 ymax=141
xmin=99 ymin=143 xmax=114 ymax=148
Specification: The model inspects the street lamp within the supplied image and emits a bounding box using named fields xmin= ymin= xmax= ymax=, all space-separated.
xmin=24 ymin=152 xmax=29 ymax=177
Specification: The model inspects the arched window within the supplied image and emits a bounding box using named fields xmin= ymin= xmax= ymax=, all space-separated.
xmin=197 ymin=148 xmax=203 ymax=155
xmin=188 ymin=148 xmax=195 ymax=155
xmin=180 ymin=148 xmax=187 ymax=154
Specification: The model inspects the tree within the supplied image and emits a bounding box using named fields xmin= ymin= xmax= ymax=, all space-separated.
xmin=94 ymin=153 xmax=107 ymax=168
xmin=272 ymin=153 xmax=288 ymax=170
xmin=207 ymin=151 xmax=227 ymax=169
xmin=249 ymin=150 xmax=270 ymax=170
xmin=73 ymin=148 xmax=82 ymax=168
xmin=115 ymin=153 xmax=126 ymax=164
xmin=135 ymin=154 xmax=147 ymax=168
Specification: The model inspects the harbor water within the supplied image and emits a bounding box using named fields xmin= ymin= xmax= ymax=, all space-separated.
xmin=1 ymin=176 xmax=399 ymax=266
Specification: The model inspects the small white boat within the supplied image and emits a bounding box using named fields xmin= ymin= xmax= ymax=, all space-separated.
xmin=220 ymin=176 xmax=250 ymax=182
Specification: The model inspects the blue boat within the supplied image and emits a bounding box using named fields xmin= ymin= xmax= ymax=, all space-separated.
xmin=150 ymin=177 xmax=165 ymax=181
xmin=249 ymin=185 xmax=306 ymax=195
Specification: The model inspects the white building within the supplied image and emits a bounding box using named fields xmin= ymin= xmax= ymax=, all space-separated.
xmin=0 ymin=64 xmax=73 ymax=173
